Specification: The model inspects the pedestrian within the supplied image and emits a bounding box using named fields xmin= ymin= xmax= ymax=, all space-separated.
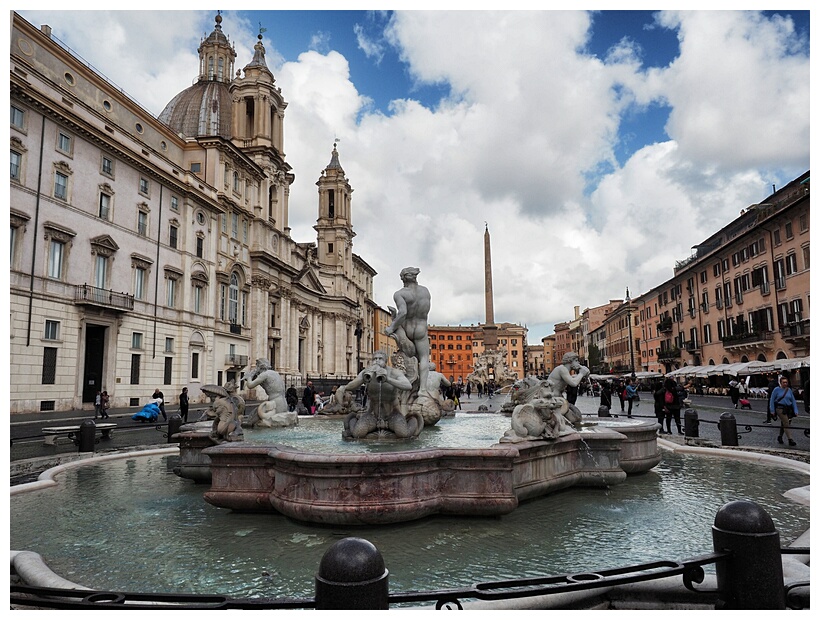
xmin=285 ymin=385 xmax=298 ymax=412
xmin=661 ymin=378 xmax=682 ymax=435
xmin=624 ymin=378 xmax=638 ymax=418
xmin=302 ymin=381 xmax=316 ymax=413
xmin=466 ymin=382 xmax=471 ymax=399
xmin=477 ymin=382 xmax=484 ymax=398
xmin=615 ymin=379 xmax=625 ymax=412
xmin=770 ymin=375 xmax=798 ymax=446
xmin=454 ymin=384 xmax=462 ymax=410
xmin=100 ymin=390 xmax=111 ymax=419
xmin=653 ymin=383 xmax=666 ymax=432
xmin=600 ymin=381 xmax=612 ymax=412
xmin=94 ymin=390 xmax=102 ymax=419
xmin=179 ymin=387 xmax=189 ymax=423
xmin=765 ymin=374 xmax=778 ymax=423
xmin=152 ymin=387 xmax=167 ymax=421
xmin=728 ymin=379 xmax=740 ymax=409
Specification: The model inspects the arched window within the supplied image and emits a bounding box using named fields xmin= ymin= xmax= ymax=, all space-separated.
xmin=229 ymin=273 xmax=239 ymax=324
xmin=208 ymin=56 xmax=214 ymax=79
xmin=218 ymin=57 xmax=224 ymax=80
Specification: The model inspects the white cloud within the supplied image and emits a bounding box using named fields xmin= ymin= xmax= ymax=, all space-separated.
xmin=16 ymin=9 xmax=809 ymax=344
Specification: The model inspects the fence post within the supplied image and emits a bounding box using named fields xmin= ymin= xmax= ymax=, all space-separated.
xmin=78 ymin=419 xmax=96 ymax=452
xmin=315 ymin=537 xmax=389 ymax=609
xmin=712 ymin=500 xmax=785 ymax=609
xmin=718 ymin=412 xmax=738 ymax=446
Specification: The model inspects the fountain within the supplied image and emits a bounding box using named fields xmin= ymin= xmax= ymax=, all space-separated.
xmin=170 ymin=268 xmax=661 ymax=524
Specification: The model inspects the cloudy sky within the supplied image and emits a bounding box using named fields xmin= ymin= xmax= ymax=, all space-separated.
xmin=15 ymin=7 xmax=811 ymax=343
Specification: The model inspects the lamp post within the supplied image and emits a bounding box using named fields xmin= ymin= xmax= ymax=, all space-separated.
xmin=354 ymin=305 xmax=363 ymax=374
xmin=626 ymin=287 xmax=636 ymax=379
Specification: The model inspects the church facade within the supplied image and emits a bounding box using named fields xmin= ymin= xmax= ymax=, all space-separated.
xmin=10 ymin=13 xmax=376 ymax=413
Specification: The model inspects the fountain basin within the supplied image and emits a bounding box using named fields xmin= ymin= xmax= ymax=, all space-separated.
xmin=201 ymin=422 xmax=659 ymax=525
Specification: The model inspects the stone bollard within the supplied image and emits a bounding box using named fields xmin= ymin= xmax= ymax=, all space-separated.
xmin=168 ymin=414 xmax=183 ymax=443
xmin=315 ymin=537 xmax=389 ymax=609
xmin=718 ymin=412 xmax=738 ymax=446
xmin=712 ymin=500 xmax=785 ymax=609
xmin=684 ymin=408 xmax=699 ymax=437
xmin=78 ymin=419 xmax=96 ymax=452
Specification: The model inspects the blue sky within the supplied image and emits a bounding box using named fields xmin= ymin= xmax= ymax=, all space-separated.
xmin=13 ymin=8 xmax=812 ymax=343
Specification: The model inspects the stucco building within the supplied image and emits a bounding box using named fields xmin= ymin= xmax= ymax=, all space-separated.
xmin=10 ymin=13 xmax=378 ymax=413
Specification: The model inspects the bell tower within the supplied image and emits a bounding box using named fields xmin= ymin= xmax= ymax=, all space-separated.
xmin=314 ymin=142 xmax=355 ymax=273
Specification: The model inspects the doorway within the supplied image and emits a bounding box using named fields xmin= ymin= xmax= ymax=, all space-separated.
xmin=82 ymin=324 xmax=107 ymax=402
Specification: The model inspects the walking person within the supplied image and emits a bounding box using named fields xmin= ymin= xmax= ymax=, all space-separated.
xmin=661 ymin=378 xmax=682 ymax=435
xmin=179 ymin=387 xmax=189 ymax=423
xmin=100 ymin=390 xmax=111 ymax=419
xmin=728 ymin=379 xmax=740 ymax=409
xmin=600 ymin=380 xmax=612 ymax=413
xmin=302 ymin=381 xmax=316 ymax=414
xmin=764 ymin=374 xmax=778 ymax=423
xmin=152 ymin=388 xmax=167 ymax=421
xmin=625 ymin=378 xmax=638 ymax=418
xmin=615 ymin=379 xmax=625 ymax=413
xmin=454 ymin=384 xmax=462 ymax=410
xmin=94 ymin=390 xmax=102 ymax=419
xmin=770 ymin=375 xmax=798 ymax=446
xmin=465 ymin=382 xmax=471 ymax=400
xmin=653 ymin=383 xmax=666 ymax=433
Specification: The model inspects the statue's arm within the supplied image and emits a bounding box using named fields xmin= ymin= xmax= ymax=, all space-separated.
xmin=564 ymin=366 xmax=589 ymax=388
xmin=386 ymin=292 xmax=408 ymax=334
xmin=387 ymin=370 xmax=413 ymax=391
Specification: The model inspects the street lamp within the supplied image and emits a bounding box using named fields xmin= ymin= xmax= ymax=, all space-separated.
xmin=354 ymin=304 xmax=363 ymax=374
xmin=626 ymin=287 xmax=636 ymax=379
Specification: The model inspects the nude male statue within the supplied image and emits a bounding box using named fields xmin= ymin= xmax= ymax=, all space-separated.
xmin=546 ymin=351 xmax=590 ymax=427
xmin=244 ymin=358 xmax=288 ymax=427
xmin=385 ymin=267 xmax=432 ymax=396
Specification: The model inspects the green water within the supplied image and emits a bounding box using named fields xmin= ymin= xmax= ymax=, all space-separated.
xmin=10 ymin=449 xmax=808 ymax=599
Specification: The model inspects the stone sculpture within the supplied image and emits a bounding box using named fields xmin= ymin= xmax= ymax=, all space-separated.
xmin=207 ymin=380 xmax=245 ymax=443
xmin=468 ymin=346 xmax=518 ymax=390
xmin=385 ymin=267 xmax=432 ymax=397
xmin=413 ymin=362 xmax=455 ymax=426
xmin=545 ymin=351 xmax=590 ymax=427
xmin=338 ymin=350 xmax=425 ymax=439
xmin=244 ymin=358 xmax=297 ymax=428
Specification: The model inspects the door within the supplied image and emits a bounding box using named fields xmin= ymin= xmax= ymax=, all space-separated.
xmin=82 ymin=324 xmax=106 ymax=402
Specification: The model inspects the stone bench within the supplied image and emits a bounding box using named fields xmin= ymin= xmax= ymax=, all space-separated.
xmin=41 ymin=422 xmax=117 ymax=446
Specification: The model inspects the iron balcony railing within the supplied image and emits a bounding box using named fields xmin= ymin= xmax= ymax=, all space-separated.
xmin=720 ymin=330 xmax=775 ymax=346
xmin=225 ymin=354 xmax=248 ymax=367
xmin=781 ymin=319 xmax=810 ymax=339
xmin=74 ymin=285 xmax=134 ymax=311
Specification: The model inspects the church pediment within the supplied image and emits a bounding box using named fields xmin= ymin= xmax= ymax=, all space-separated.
xmin=296 ymin=264 xmax=327 ymax=294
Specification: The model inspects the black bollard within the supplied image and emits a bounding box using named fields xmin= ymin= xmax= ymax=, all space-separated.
xmin=597 ymin=405 xmax=611 ymax=417
xmin=718 ymin=411 xmax=738 ymax=446
xmin=712 ymin=500 xmax=785 ymax=609
xmin=684 ymin=408 xmax=699 ymax=437
xmin=78 ymin=419 xmax=96 ymax=452
xmin=168 ymin=414 xmax=183 ymax=443
xmin=315 ymin=537 xmax=389 ymax=609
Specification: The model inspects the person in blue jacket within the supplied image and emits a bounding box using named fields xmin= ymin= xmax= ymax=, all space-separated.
xmin=769 ymin=375 xmax=799 ymax=446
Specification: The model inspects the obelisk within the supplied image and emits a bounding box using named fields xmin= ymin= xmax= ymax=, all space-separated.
xmin=483 ymin=223 xmax=498 ymax=350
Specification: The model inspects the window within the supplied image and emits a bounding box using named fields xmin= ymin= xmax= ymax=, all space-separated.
xmin=700 ymin=270 xmax=708 ymax=284
xmin=169 ymin=225 xmax=178 ymax=249
xmin=328 ymin=242 xmax=334 ymax=254
xmin=243 ymin=219 xmax=248 ymax=244
xmin=270 ymin=302 xmax=277 ymax=327
xmin=231 ymin=213 xmax=238 ymax=238
xmin=785 ymin=253 xmax=798 ymax=275
xmin=130 ymin=353 xmax=141 ymax=384
xmin=11 ymin=104 xmax=25 ymax=129
xmin=99 ymin=192 xmax=111 ymax=219
xmin=190 ymin=162 xmax=201 ymax=174
xmin=717 ymin=320 xmax=725 ymax=340
xmin=773 ymin=229 xmax=781 ymax=246
xmin=798 ymin=214 xmax=808 ymax=233
xmin=785 ymin=221 xmax=793 ymax=240
xmin=42 ymin=347 xmax=57 ymax=384
xmin=713 ymin=263 xmax=720 ymax=278
xmin=802 ymin=244 xmax=809 ymax=270
xmin=44 ymin=320 xmax=60 ymax=340
xmin=132 ymin=332 xmax=143 ymax=349
xmin=94 ymin=254 xmax=108 ymax=289
xmin=164 ymin=357 xmax=172 ymax=385
xmin=10 ymin=150 xmax=21 ymax=180
xmin=703 ymin=323 xmax=712 ymax=345
xmin=233 ymin=171 xmax=240 ymax=193
xmin=191 ymin=352 xmax=200 ymax=380
xmin=47 ymin=240 xmax=64 ymax=279
xmin=166 ymin=275 xmax=177 ymax=307
xmin=138 ymin=211 xmax=148 ymax=236
xmin=165 ymin=337 xmax=174 ymax=353
xmin=193 ymin=285 xmax=202 ymax=314
xmin=196 ymin=236 xmax=204 ymax=258
xmin=229 ymin=273 xmax=239 ymax=323
xmin=722 ymin=258 xmax=729 ymax=273
xmin=170 ymin=196 xmax=179 ymax=211
xmin=57 ymin=131 xmax=72 ymax=155
xmin=134 ymin=266 xmax=146 ymax=300
xmin=139 ymin=177 xmax=150 ymax=196
xmin=54 ymin=171 xmax=68 ymax=200
xmin=101 ymin=155 xmax=114 ymax=176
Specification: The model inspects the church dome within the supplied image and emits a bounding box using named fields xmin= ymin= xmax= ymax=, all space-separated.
xmin=158 ymin=13 xmax=236 ymax=139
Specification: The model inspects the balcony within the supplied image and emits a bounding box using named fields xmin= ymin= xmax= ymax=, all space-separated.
xmin=657 ymin=318 xmax=673 ymax=333
xmin=74 ymin=284 xmax=134 ymax=311
xmin=229 ymin=323 xmax=243 ymax=335
xmin=781 ymin=319 xmax=809 ymax=350
xmin=684 ymin=341 xmax=700 ymax=353
xmin=720 ymin=330 xmax=774 ymax=351
xmin=656 ymin=347 xmax=681 ymax=361
xmin=225 ymin=354 xmax=248 ymax=367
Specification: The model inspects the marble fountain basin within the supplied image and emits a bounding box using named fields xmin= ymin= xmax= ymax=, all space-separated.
xmin=177 ymin=416 xmax=661 ymax=525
